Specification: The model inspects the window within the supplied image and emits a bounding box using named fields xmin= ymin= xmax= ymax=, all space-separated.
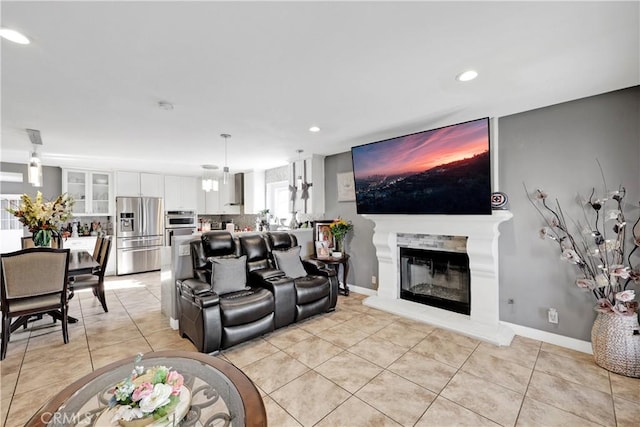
xmin=1 ymin=195 xmax=22 ymax=231
xmin=266 ymin=180 xmax=290 ymax=225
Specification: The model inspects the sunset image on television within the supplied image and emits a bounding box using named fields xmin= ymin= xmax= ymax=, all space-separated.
xmin=351 ymin=118 xmax=491 ymax=214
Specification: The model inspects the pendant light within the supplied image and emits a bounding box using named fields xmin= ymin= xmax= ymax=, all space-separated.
xmin=201 ymin=164 xmax=219 ymax=192
xmin=221 ymin=133 xmax=231 ymax=185
xmin=295 ymin=149 xmax=304 ymax=189
xmin=26 ymin=129 xmax=43 ymax=187
xmin=28 ymin=147 xmax=42 ymax=187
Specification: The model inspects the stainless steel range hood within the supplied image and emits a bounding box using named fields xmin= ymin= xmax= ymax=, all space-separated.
xmin=228 ymin=173 xmax=244 ymax=205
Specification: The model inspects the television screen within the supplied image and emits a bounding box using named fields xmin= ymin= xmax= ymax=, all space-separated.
xmin=351 ymin=117 xmax=491 ymax=215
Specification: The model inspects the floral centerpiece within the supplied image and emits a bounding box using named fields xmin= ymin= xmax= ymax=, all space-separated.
xmin=329 ymin=218 xmax=354 ymax=254
xmin=107 ymin=354 xmax=187 ymax=426
xmin=6 ymin=191 xmax=74 ymax=247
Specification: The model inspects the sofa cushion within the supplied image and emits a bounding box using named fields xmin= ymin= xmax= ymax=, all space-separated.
xmin=211 ymin=255 xmax=248 ymax=295
xmin=273 ymin=246 xmax=307 ymax=279
xmin=220 ymin=287 xmax=275 ymax=326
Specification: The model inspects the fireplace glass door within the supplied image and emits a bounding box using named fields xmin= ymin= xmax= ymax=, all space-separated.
xmin=399 ymin=247 xmax=470 ymax=315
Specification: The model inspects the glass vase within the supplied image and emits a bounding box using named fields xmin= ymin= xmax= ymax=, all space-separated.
xmin=32 ymin=229 xmax=52 ymax=247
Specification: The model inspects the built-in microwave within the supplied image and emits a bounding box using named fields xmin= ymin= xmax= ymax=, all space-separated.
xmin=165 ymin=210 xmax=197 ymax=228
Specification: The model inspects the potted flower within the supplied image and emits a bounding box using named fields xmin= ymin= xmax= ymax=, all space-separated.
xmin=525 ymin=176 xmax=639 ymax=377
xmin=329 ymin=218 xmax=353 ymax=257
xmin=6 ymin=191 xmax=74 ymax=247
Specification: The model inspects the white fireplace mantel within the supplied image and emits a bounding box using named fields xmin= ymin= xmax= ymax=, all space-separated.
xmin=363 ymin=211 xmax=515 ymax=346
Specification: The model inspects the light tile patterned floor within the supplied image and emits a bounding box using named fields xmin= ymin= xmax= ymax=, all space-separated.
xmin=1 ymin=272 xmax=639 ymax=426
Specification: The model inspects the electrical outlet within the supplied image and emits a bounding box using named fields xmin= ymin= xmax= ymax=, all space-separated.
xmin=372 ymin=275 xmax=377 ymax=285
xmin=548 ymin=308 xmax=558 ymax=324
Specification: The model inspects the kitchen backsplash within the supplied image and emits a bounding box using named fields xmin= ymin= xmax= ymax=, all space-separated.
xmin=198 ymin=214 xmax=259 ymax=231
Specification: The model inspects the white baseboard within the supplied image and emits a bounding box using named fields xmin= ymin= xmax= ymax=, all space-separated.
xmin=347 ymin=284 xmax=377 ymax=296
xmin=349 ymin=288 xmax=592 ymax=354
xmin=501 ymin=321 xmax=593 ymax=354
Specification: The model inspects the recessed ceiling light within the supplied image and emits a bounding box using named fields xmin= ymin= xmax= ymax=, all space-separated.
xmin=309 ymin=126 xmax=320 ymax=132
xmin=0 ymin=28 xmax=30 ymax=45
xmin=456 ymin=70 xmax=478 ymax=82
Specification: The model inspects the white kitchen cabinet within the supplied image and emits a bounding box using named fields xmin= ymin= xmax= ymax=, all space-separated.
xmin=244 ymin=170 xmax=266 ymax=214
xmin=115 ymin=171 xmax=164 ymax=197
xmin=196 ymin=179 xmax=221 ymax=214
xmin=165 ymin=175 xmax=197 ymax=211
xmin=195 ymin=174 xmax=241 ymax=215
xmin=62 ymin=169 xmax=113 ymax=216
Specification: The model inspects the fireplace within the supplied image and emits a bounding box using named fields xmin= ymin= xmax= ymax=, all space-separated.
xmin=399 ymin=246 xmax=470 ymax=315
xmin=362 ymin=211 xmax=514 ymax=346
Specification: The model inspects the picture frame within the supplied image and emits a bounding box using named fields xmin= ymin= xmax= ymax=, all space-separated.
xmin=313 ymin=220 xmax=335 ymax=253
xmin=337 ymin=172 xmax=356 ymax=202
xmin=315 ymin=240 xmax=331 ymax=259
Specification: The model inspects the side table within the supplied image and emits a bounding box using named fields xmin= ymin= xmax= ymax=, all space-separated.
xmin=311 ymin=254 xmax=350 ymax=296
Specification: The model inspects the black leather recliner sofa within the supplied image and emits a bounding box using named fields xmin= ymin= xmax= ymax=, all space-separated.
xmin=176 ymin=231 xmax=338 ymax=353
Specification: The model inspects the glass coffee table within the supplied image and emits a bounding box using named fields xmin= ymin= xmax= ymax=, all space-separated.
xmin=26 ymin=351 xmax=266 ymax=426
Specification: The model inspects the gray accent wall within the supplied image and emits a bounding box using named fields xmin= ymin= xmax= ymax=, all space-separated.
xmin=324 ymin=152 xmax=378 ymax=291
xmin=499 ymin=86 xmax=639 ymax=341
xmin=0 ymin=162 xmax=62 ymax=199
xmin=324 ymin=86 xmax=639 ymax=342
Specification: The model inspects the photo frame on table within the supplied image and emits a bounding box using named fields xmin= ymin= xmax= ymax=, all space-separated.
xmin=315 ymin=240 xmax=331 ymax=259
xmin=313 ymin=220 xmax=335 ymax=253
xmin=337 ymin=172 xmax=356 ymax=202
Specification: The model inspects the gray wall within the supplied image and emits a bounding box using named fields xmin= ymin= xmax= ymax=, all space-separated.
xmin=324 ymin=86 xmax=639 ymax=342
xmin=499 ymin=86 xmax=639 ymax=341
xmin=0 ymin=162 xmax=62 ymax=199
xmin=324 ymin=152 xmax=377 ymax=290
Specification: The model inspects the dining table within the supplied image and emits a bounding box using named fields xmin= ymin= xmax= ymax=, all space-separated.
xmin=50 ymin=249 xmax=100 ymax=324
xmin=68 ymin=249 xmax=100 ymax=277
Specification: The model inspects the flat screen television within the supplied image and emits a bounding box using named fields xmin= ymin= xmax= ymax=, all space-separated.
xmin=351 ymin=117 xmax=491 ymax=215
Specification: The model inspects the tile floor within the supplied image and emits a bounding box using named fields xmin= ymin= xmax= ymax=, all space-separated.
xmin=1 ymin=272 xmax=639 ymax=426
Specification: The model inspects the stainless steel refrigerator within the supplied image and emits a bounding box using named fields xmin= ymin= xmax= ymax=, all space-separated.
xmin=116 ymin=197 xmax=164 ymax=275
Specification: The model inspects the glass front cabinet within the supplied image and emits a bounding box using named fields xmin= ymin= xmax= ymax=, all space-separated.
xmin=62 ymin=169 xmax=113 ymax=216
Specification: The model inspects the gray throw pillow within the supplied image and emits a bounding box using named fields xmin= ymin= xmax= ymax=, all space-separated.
xmin=210 ymin=255 xmax=248 ymax=295
xmin=273 ymin=246 xmax=308 ymax=278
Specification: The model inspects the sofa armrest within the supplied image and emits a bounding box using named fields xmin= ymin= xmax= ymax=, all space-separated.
xmin=178 ymin=278 xmax=220 ymax=307
xmin=302 ymin=259 xmax=337 ymax=277
xmin=248 ymin=267 xmax=285 ymax=284
xmin=249 ymin=273 xmax=296 ymax=329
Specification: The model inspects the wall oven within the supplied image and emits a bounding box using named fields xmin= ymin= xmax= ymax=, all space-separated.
xmin=164 ymin=210 xmax=197 ymax=246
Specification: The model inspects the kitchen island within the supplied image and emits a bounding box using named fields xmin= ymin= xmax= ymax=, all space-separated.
xmin=160 ymin=228 xmax=314 ymax=329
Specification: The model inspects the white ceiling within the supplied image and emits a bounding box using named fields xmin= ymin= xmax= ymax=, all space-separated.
xmin=1 ymin=1 xmax=638 ymax=176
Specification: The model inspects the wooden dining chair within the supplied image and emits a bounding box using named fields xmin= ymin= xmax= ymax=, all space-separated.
xmin=0 ymin=248 xmax=71 ymax=360
xmin=69 ymin=236 xmax=112 ymax=313
xmin=21 ymin=235 xmax=63 ymax=249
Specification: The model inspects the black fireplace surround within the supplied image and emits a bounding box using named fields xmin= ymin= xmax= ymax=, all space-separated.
xmin=399 ymin=247 xmax=470 ymax=315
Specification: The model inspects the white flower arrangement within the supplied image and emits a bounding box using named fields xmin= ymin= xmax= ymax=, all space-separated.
xmin=525 ymin=171 xmax=639 ymax=316
xmin=109 ymin=354 xmax=184 ymax=424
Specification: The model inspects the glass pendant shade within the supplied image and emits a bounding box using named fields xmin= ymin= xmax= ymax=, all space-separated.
xmin=222 ymin=166 xmax=230 ymax=185
xmin=221 ymin=133 xmax=231 ymax=185
xmin=28 ymin=151 xmax=42 ymax=187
